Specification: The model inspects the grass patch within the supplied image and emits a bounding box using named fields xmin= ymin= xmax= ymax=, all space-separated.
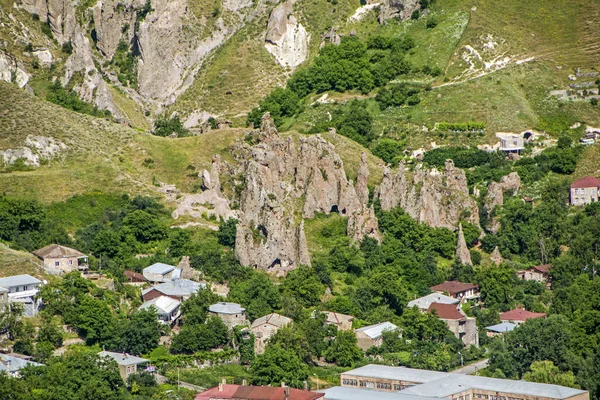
xmin=170 ymin=364 xmax=253 ymax=388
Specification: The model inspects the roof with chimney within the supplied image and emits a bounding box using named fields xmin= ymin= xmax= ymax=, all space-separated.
xmin=500 ymin=308 xmax=546 ymax=322
xmin=98 ymin=351 xmax=149 ymax=366
xmin=430 ymin=281 xmax=478 ymax=295
xmin=32 ymin=244 xmax=86 ymax=259
xmin=571 ymin=176 xmax=600 ymax=188
xmin=194 ymin=384 xmax=324 ymax=400
xmin=427 ymin=303 xmax=466 ymax=320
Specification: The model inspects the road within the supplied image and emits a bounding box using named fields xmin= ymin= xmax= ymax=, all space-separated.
xmin=450 ymin=358 xmax=489 ymax=375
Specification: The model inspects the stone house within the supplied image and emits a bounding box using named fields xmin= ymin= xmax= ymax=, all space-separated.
xmin=209 ymin=302 xmax=248 ymax=329
xmin=320 ymin=311 xmax=355 ymax=331
xmin=250 ymin=313 xmax=292 ymax=354
xmin=570 ymin=176 xmax=600 ymax=206
xmin=138 ymin=296 xmax=181 ymax=325
xmin=355 ymin=322 xmax=398 ymax=352
xmin=500 ymin=308 xmax=546 ymax=326
xmin=32 ymin=244 xmax=88 ymax=274
xmin=98 ymin=351 xmax=149 ymax=382
xmin=124 ymin=270 xmax=146 ymax=284
xmin=428 ymin=302 xmax=479 ymax=348
xmin=142 ymin=263 xmax=182 ymax=284
xmin=430 ymin=281 xmax=479 ymax=300
xmin=517 ymin=264 xmax=551 ymax=286
xmin=0 ymin=274 xmax=43 ymax=317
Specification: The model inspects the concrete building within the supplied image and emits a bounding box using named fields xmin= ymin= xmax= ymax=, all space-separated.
xmin=321 ymin=386 xmax=440 ymax=400
xmin=500 ymin=308 xmax=546 ymax=326
xmin=485 ymin=322 xmax=516 ymax=337
xmin=32 ymin=244 xmax=88 ymax=274
xmin=0 ymin=274 xmax=43 ymax=316
xmin=0 ymin=353 xmax=44 ymax=377
xmin=195 ymin=384 xmax=324 ymax=400
xmin=407 ymin=293 xmax=459 ymax=311
xmin=355 ymin=322 xmax=398 ymax=352
xmin=496 ymin=133 xmax=525 ymax=153
xmin=138 ymin=296 xmax=181 ymax=325
xmin=142 ymin=279 xmax=205 ymax=302
xmin=98 ymin=351 xmax=149 ymax=382
xmin=517 ymin=264 xmax=551 ymax=285
xmin=319 ymin=311 xmax=355 ymax=331
xmin=427 ymin=303 xmax=479 ymax=347
xmin=339 ymin=365 xmax=589 ymax=400
xmin=250 ymin=313 xmax=292 ymax=355
xmin=142 ymin=263 xmax=182 ymax=284
xmin=209 ymin=302 xmax=248 ymax=329
xmin=430 ymin=281 xmax=479 ymax=300
xmin=570 ymin=176 xmax=600 ymax=206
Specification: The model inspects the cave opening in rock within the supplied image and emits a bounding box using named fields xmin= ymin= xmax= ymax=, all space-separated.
xmin=269 ymin=258 xmax=281 ymax=269
xmin=330 ymin=205 xmax=339 ymax=213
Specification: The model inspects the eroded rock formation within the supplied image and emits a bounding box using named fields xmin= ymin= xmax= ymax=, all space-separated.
xmin=376 ymin=160 xmax=480 ymax=229
xmin=490 ymin=246 xmax=503 ymax=266
xmin=483 ymin=172 xmax=521 ymax=233
xmin=264 ymin=0 xmax=310 ymax=68
xmin=378 ymin=0 xmax=421 ymax=24
xmin=455 ymin=224 xmax=472 ymax=266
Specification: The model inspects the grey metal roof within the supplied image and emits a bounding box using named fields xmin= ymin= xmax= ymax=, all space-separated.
xmin=0 ymin=353 xmax=43 ymax=373
xmin=341 ymin=365 xmax=447 ymax=383
xmin=355 ymin=322 xmax=398 ymax=340
xmin=0 ymin=274 xmax=42 ymax=289
xmin=209 ymin=302 xmax=245 ymax=314
xmin=142 ymin=279 xmax=205 ymax=297
xmin=485 ymin=322 xmax=517 ymax=333
xmin=139 ymin=296 xmax=180 ymax=314
xmin=98 ymin=351 xmax=149 ymax=366
xmin=144 ymin=262 xmax=176 ymax=274
xmin=407 ymin=293 xmax=459 ymax=310
xmin=320 ymin=387 xmax=442 ymax=400
xmin=402 ymin=374 xmax=587 ymax=399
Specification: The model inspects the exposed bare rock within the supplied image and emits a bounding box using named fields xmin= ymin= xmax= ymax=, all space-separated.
xmin=1 ymin=135 xmax=66 ymax=167
xmin=376 ymin=160 xmax=479 ymax=229
xmin=177 ymin=256 xmax=200 ymax=281
xmin=264 ymin=0 xmax=310 ymax=68
xmin=483 ymin=172 xmax=521 ymax=233
xmin=0 ymin=51 xmax=29 ymax=88
xmin=455 ymin=224 xmax=472 ymax=266
xmin=356 ymin=152 xmax=370 ymax=206
xmin=347 ymin=205 xmax=381 ymax=243
xmin=92 ymin=0 xmax=137 ymax=59
xmin=490 ymin=246 xmax=503 ymax=265
xmin=378 ymin=0 xmax=420 ymax=24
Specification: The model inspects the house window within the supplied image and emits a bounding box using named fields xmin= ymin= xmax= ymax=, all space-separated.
xmin=55 ymin=261 xmax=60 ymax=266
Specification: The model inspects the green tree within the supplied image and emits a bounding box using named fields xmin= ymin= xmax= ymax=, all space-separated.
xmin=281 ymin=267 xmax=325 ymax=307
xmin=123 ymin=210 xmax=167 ymax=243
xmin=116 ymin=309 xmax=161 ymax=355
xmin=153 ymin=115 xmax=189 ymax=137
xmin=251 ymin=344 xmax=310 ymax=388
xmin=229 ymin=272 xmax=281 ymax=321
xmin=324 ymin=330 xmax=363 ymax=367
xmin=170 ymin=316 xmax=229 ymax=354
xmin=218 ymin=218 xmax=238 ymax=247
xmin=74 ymin=296 xmax=117 ymax=346
xmin=523 ymin=360 xmax=579 ymax=387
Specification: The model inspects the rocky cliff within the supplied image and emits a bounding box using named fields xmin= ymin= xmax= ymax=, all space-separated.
xmin=483 ymin=172 xmax=521 ymax=233
xmin=376 ymin=160 xmax=480 ymax=230
xmin=264 ymin=0 xmax=309 ymax=68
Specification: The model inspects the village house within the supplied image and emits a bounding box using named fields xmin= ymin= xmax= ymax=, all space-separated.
xmin=427 ymin=303 xmax=479 ymax=348
xmin=195 ymin=383 xmax=324 ymax=400
xmin=209 ymin=302 xmax=248 ymax=329
xmin=138 ymin=296 xmax=181 ymax=325
xmin=32 ymin=244 xmax=88 ymax=274
xmin=517 ymin=264 xmax=551 ymax=285
xmin=98 ymin=351 xmax=149 ymax=382
xmin=124 ymin=270 xmax=146 ymax=284
xmin=0 ymin=353 xmax=44 ymax=377
xmin=485 ymin=322 xmax=517 ymax=337
xmin=0 ymin=274 xmax=43 ymax=317
xmin=430 ymin=281 xmax=479 ymax=300
xmin=496 ymin=133 xmax=525 ymax=154
xmin=355 ymin=322 xmax=398 ymax=352
xmin=142 ymin=279 xmax=205 ymax=302
xmin=319 ymin=311 xmax=355 ymax=331
xmin=570 ymin=176 xmax=600 ymax=206
xmin=142 ymin=262 xmax=182 ymax=284
xmin=407 ymin=293 xmax=459 ymax=311
xmin=250 ymin=313 xmax=292 ymax=355
xmin=500 ymin=308 xmax=546 ymax=326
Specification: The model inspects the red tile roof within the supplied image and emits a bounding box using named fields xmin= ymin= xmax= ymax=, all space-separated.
xmin=500 ymin=308 xmax=546 ymax=322
xmin=532 ymin=264 xmax=551 ymax=274
xmin=430 ymin=281 xmax=478 ymax=295
xmin=427 ymin=303 xmax=465 ymax=320
xmin=124 ymin=270 xmax=146 ymax=282
xmin=195 ymin=385 xmax=324 ymax=400
xmin=571 ymin=176 xmax=600 ymax=189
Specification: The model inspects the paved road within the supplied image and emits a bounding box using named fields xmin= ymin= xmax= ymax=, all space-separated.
xmin=450 ymin=358 xmax=489 ymax=375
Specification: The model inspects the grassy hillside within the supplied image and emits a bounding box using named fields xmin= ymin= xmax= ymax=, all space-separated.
xmin=0 ymin=243 xmax=46 ymax=278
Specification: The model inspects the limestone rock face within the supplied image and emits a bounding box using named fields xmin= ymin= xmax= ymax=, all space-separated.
xmin=483 ymin=172 xmax=521 ymax=233
xmin=376 ymin=160 xmax=480 ymax=229
xmin=356 ymin=152 xmax=370 ymax=206
xmin=347 ymin=205 xmax=381 ymax=243
xmin=455 ymin=224 xmax=472 ymax=266
xmin=378 ymin=0 xmax=420 ymax=24
xmin=0 ymin=51 xmax=29 ymax=88
xmin=91 ymin=0 xmax=138 ymax=59
xmin=264 ymin=0 xmax=310 ymax=68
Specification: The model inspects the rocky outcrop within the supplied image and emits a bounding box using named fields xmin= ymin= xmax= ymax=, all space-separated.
xmin=376 ymin=160 xmax=480 ymax=229
xmin=356 ymin=152 xmax=370 ymax=206
xmin=347 ymin=205 xmax=381 ymax=243
xmin=0 ymin=51 xmax=30 ymax=88
xmin=455 ymin=224 xmax=472 ymax=266
xmin=490 ymin=246 xmax=503 ymax=266
xmin=0 ymin=135 xmax=66 ymax=167
xmin=264 ymin=0 xmax=309 ymax=68
xmin=378 ymin=0 xmax=421 ymax=24
xmin=483 ymin=172 xmax=521 ymax=233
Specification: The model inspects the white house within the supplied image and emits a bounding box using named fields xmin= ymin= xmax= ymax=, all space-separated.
xmin=142 ymin=263 xmax=182 ymax=284
xmin=138 ymin=296 xmax=181 ymax=325
xmin=0 ymin=274 xmax=43 ymax=316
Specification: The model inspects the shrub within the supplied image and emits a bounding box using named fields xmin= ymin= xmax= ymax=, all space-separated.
xmin=372 ymin=138 xmax=405 ymax=164
xmin=61 ymin=41 xmax=73 ymax=55
xmin=426 ymin=17 xmax=438 ymax=29
xmin=152 ymin=115 xmax=190 ymax=137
